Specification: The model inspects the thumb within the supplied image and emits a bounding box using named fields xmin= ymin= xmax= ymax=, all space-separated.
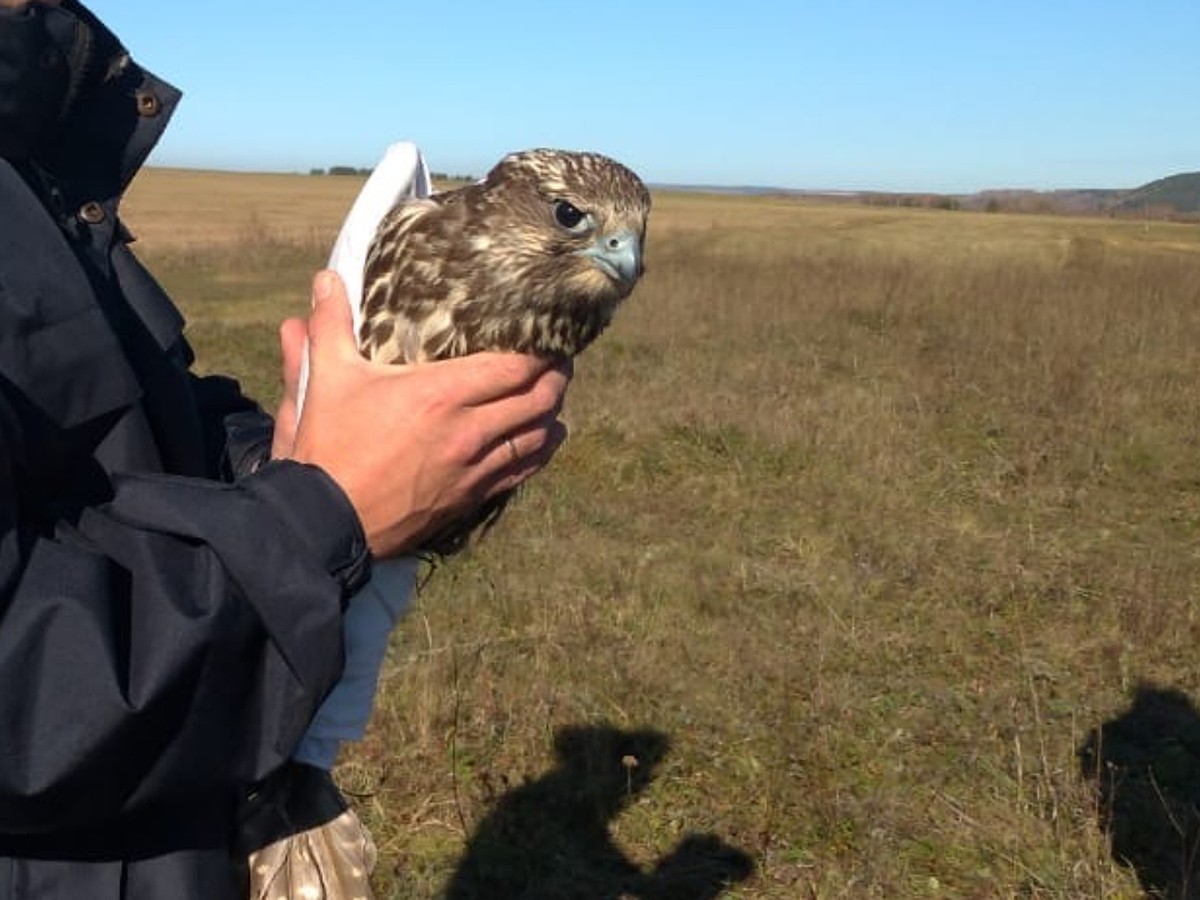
xmin=306 ymin=270 xmax=360 ymax=366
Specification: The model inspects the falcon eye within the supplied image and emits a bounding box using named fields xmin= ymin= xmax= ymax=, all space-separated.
xmin=553 ymin=200 xmax=588 ymax=231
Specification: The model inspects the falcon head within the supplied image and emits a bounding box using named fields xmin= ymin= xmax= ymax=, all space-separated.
xmin=479 ymin=148 xmax=650 ymax=309
xmin=362 ymin=148 xmax=651 ymax=363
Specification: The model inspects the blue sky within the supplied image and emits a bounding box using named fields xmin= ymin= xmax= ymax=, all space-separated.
xmin=90 ymin=0 xmax=1199 ymax=193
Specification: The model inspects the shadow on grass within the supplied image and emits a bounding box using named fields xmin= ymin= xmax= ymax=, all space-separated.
xmin=1080 ymin=683 xmax=1200 ymax=899
xmin=444 ymin=725 xmax=753 ymax=900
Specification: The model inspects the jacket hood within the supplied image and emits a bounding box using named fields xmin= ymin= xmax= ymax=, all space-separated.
xmin=2 ymin=1 xmax=180 ymax=207
xmin=0 ymin=1 xmax=111 ymax=159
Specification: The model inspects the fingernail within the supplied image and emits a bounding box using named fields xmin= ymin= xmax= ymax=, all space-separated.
xmin=313 ymin=271 xmax=334 ymax=306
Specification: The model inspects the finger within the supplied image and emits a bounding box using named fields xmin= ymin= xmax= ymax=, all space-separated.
xmin=466 ymin=365 xmax=572 ymax=449
xmin=424 ymin=352 xmax=557 ymax=407
xmin=278 ymin=318 xmax=306 ymax=403
xmin=482 ymin=430 xmax=567 ymax=497
xmin=305 ymin=270 xmax=361 ymax=367
xmin=270 ymin=319 xmax=308 ymax=458
xmin=479 ymin=419 xmax=569 ymax=498
xmin=504 ymin=417 xmax=567 ymax=465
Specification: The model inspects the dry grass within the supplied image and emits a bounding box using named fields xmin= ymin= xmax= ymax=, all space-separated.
xmin=123 ymin=169 xmax=1200 ymax=898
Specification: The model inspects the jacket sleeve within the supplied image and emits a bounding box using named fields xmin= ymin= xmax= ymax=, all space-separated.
xmin=189 ymin=372 xmax=277 ymax=479
xmin=0 ymin=399 xmax=371 ymax=835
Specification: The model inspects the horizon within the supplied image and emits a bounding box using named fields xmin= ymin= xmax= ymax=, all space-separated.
xmin=140 ymin=163 xmax=1198 ymax=199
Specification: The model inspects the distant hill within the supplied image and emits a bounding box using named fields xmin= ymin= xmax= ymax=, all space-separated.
xmin=1117 ymin=172 xmax=1200 ymax=214
xmin=661 ymin=171 xmax=1200 ymax=220
xmin=951 ymin=172 xmax=1200 ymax=219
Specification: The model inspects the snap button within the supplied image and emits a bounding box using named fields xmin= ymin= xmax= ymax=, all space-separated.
xmin=78 ymin=201 xmax=107 ymax=225
xmin=136 ymin=90 xmax=161 ymax=118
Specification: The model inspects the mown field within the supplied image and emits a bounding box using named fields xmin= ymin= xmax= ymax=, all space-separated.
xmin=124 ymin=169 xmax=1200 ymax=899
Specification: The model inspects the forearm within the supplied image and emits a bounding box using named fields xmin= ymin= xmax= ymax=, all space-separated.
xmin=0 ymin=461 xmax=367 ymax=833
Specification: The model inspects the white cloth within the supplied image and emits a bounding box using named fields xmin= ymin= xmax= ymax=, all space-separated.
xmin=292 ymin=142 xmax=432 ymax=770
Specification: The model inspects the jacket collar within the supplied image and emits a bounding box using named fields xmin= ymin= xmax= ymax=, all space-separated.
xmin=0 ymin=159 xmax=143 ymax=431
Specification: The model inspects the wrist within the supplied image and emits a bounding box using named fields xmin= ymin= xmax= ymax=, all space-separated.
xmin=241 ymin=460 xmax=373 ymax=598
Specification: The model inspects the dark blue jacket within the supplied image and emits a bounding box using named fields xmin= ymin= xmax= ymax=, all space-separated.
xmin=0 ymin=3 xmax=369 ymax=896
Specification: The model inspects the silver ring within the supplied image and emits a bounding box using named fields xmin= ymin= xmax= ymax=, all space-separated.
xmin=505 ymin=437 xmax=520 ymax=464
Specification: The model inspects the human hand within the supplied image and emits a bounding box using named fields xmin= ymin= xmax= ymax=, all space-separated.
xmin=282 ymin=271 xmax=570 ymax=558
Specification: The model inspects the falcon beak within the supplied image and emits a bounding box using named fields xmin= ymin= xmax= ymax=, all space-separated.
xmin=581 ymin=230 xmax=642 ymax=286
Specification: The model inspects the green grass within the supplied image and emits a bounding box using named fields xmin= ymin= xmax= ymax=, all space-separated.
xmin=135 ymin=179 xmax=1200 ymax=898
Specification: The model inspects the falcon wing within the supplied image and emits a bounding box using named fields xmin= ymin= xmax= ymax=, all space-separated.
xmin=360 ymin=196 xmax=442 ymax=363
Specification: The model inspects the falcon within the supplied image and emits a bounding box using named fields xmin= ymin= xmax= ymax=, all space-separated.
xmin=359 ymin=148 xmax=651 ymax=553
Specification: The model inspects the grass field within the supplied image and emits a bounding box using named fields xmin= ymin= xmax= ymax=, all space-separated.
xmin=124 ymin=169 xmax=1200 ymax=898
